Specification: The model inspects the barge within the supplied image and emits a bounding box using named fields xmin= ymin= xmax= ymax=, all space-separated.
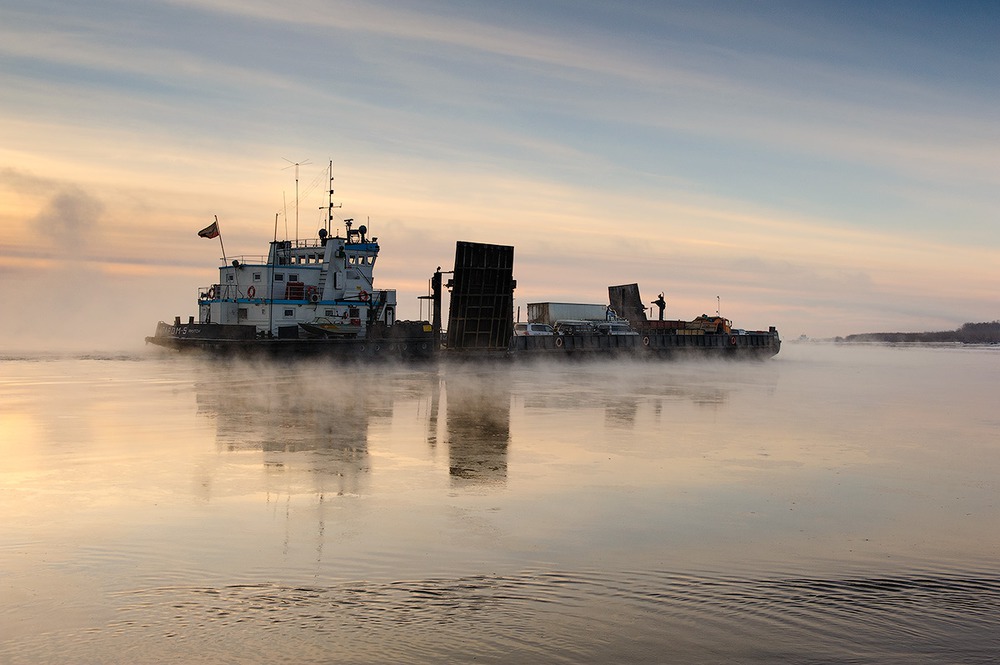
xmin=146 ymin=171 xmax=780 ymax=361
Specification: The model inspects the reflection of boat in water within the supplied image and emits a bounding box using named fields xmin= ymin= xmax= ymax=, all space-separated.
xmin=145 ymin=164 xmax=779 ymax=361
xmin=192 ymin=360 xmax=513 ymax=489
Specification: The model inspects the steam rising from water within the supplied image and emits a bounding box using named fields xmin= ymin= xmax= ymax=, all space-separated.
xmin=2 ymin=344 xmax=999 ymax=662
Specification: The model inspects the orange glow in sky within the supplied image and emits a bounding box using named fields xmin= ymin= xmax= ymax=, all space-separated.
xmin=2 ymin=1 xmax=998 ymax=351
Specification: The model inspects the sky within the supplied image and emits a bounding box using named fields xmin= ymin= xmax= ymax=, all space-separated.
xmin=1 ymin=0 xmax=998 ymax=351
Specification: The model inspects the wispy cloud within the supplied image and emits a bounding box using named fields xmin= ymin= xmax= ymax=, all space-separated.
xmin=1 ymin=0 xmax=997 ymax=340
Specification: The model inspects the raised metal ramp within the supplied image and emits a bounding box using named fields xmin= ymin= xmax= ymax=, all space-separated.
xmin=446 ymin=241 xmax=515 ymax=353
xmin=608 ymin=283 xmax=647 ymax=325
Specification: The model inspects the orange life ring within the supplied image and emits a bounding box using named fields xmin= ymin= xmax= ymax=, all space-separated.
xmin=359 ymin=290 xmax=370 ymax=301
xmin=247 ymin=286 xmax=256 ymax=298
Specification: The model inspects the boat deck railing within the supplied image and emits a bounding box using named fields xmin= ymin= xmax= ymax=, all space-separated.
xmin=198 ymin=284 xmax=250 ymax=301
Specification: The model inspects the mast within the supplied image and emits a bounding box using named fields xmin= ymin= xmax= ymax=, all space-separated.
xmin=321 ymin=160 xmax=341 ymax=235
xmin=269 ymin=212 xmax=278 ymax=336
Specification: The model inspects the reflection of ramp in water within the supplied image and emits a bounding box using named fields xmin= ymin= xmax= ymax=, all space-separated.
xmin=444 ymin=371 xmax=511 ymax=486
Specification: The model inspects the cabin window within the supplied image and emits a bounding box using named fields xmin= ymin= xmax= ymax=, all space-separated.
xmin=226 ymin=274 xmax=234 ymax=282
xmin=349 ymin=307 xmax=359 ymax=318
xmin=284 ymin=309 xmax=294 ymax=317
xmin=238 ymin=308 xmax=248 ymax=322
xmin=253 ymin=273 xmax=261 ymax=282
xmin=289 ymin=274 xmax=299 ymax=282
xmin=324 ymin=309 xmax=334 ymax=316
xmin=275 ymin=274 xmax=284 ymax=281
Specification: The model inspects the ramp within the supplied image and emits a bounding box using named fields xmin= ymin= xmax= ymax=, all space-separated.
xmin=608 ymin=283 xmax=647 ymax=325
xmin=446 ymin=241 xmax=516 ymax=351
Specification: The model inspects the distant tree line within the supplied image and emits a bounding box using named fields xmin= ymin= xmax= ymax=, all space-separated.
xmin=840 ymin=321 xmax=1000 ymax=344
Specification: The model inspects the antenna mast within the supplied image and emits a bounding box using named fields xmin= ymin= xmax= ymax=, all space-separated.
xmin=321 ymin=160 xmax=342 ymax=234
xmin=282 ymin=158 xmax=311 ymax=243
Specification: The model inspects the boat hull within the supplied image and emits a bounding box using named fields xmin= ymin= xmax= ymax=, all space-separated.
xmin=507 ymin=330 xmax=780 ymax=360
xmin=145 ymin=321 xmax=437 ymax=359
xmin=147 ymin=322 xmax=779 ymax=360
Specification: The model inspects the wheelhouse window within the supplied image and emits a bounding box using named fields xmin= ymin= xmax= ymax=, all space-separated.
xmin=253 ymin=273 xmax=261 ymax=282
xmin=283 ymin=309 xmax=294 ymax=317
xmin=275 ymin=274 xmax=284 ymax=281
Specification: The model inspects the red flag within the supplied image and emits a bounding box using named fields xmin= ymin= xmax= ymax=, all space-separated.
xmin=197 ymin=221 xmax=220 ymax=239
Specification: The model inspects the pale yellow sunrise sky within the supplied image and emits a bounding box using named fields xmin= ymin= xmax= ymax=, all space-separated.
xmin=2 ymin=0 xmax=997 ymax=351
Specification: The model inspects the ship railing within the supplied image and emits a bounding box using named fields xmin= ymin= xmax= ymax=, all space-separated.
xmin=228 ymin=255 xmax=269 ymax=265
xmin=215 ymin=246 xmax=326 ymax=266
xmin=286 ymin=238 xmax=325 ymax=249
xmin=198 ymin=283 xmax=250 ymax=301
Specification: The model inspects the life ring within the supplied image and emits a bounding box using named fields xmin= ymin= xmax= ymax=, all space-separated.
xmin=730 ymin=336 xmax=737 ymax=345
xmin=247 ymin=286 xmax=255 ymax=298
xmin=555 ymin=337 xmax=564 ymax=348
xmin=359 ymin=290 xmax=370 ymax=302
xmin=643 ymin=336 xmax=650 ymax=346
xmin=207 ymin=286 xmax=217 ymax=299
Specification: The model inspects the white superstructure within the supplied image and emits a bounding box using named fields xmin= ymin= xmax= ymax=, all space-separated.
xmin=199 ymin=219 xmax=396 ymax=338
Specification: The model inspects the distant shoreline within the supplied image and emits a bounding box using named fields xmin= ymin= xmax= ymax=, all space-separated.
xmin=836 ymin=321 xmax=1000 ymax=345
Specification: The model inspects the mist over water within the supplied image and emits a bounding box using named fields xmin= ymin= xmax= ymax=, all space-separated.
xmin=2 ymin=344 xmax=999 ymax=663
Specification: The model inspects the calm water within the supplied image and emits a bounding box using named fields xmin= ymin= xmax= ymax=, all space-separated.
xmin=2 ymin=344 xmax=999 ymax=663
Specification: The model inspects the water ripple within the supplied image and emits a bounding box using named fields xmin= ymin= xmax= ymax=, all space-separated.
xmin=5 ymin=568 xmax=997 ymax=664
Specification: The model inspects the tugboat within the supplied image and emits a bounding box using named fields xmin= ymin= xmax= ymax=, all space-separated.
xmin=145 ymin=168 xmax=434 ymax=358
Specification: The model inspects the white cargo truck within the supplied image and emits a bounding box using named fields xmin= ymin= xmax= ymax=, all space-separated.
xmin=527 ymin=302 xmax=610 ymax=326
